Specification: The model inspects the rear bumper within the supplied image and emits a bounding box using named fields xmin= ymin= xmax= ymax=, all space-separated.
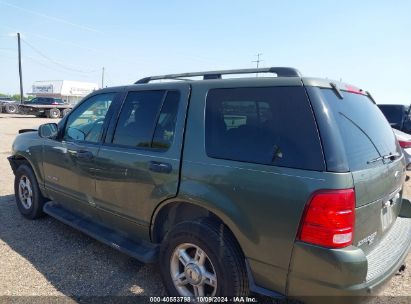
xmin=287 ymin=216 xmax=411 ymax=302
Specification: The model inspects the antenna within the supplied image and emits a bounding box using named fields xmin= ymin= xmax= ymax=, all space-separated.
xmin=252 ymin=53 xmax=263 ymax=77
xmin=102 ymin=67 xmax=105 ymax=88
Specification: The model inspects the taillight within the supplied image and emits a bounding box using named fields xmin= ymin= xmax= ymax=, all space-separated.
xmin=298 ymin=189 xmax=355 ymax=248
xmin=344 ymin=85 xmax=364 ymax=95
xmin=398 ymin=140 xmax=411 ymax=149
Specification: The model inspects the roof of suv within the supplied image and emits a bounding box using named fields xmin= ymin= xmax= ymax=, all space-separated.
xmin=130 ymin=67 xmax=367 ymax=94
xmin=94 ymin=67 xmax=370 ymax=101
xmin=134 ymin=67 xmax=301 ymax=84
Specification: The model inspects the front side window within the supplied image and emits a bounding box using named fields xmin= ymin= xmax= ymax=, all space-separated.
xmin=205 ymin=87 xmax=324 ymax=170
xmin=63 ymin=93 xmax=115 ymax=143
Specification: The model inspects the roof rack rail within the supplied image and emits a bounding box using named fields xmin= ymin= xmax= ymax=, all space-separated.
xmin=135 ymin=67 xmax=301 ymax=84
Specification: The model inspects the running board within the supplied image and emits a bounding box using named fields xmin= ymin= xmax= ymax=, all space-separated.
xmin=43 ymin=201 xmax=159 ymax=263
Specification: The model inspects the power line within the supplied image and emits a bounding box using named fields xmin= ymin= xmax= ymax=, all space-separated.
xmin=23 ymin=54 xmax=98 ymax=77
xmin=0 ymin=1 xmax=101 ymax=33
xmin=21 ymin=38 xmax=98 ymax=74
xmin=1 ymin=26 xmax=101 ymax=53
xmin=25 ymin=32 xmax=100 ymax=53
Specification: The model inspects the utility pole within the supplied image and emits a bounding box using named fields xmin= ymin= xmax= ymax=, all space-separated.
xmin=17 ymin=33 xmax=23 ymax=104
xmin=101 ymin=67 xmax=105 ymax=88
xmin=252 ymin=53 xmax=263 ymax=77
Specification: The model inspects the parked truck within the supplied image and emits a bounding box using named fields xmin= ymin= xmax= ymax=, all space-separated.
xmin=18 ymin=97 xmax=73 ymax=118
xmin=0 ymin=97 xmax=20 ymax=114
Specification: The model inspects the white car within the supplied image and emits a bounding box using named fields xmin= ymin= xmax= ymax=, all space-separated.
xmin=393 ymin=128 xmax=411 ymax=169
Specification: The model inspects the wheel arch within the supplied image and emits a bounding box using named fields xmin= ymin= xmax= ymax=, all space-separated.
xmin=9 ymin=153 xmax=47 ymax=197
xmin=150 ymin=198 xmax=251 ymax=259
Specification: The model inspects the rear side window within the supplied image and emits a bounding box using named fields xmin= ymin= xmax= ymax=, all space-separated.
xmin=113 ymin=90 xmax=179 ymax=150
xmin=152 ymin=91 xmax=180 ymax=149
xmin=320 ymin=89 xmax=401 ymax=171
xmin=205 ymin=87 xmax=324 ymax=170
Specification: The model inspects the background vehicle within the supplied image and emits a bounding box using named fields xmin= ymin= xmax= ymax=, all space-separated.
xmin=394 ymin=128 xmax=411 ymax=170
xmin=378 ymin=104 xmax=411 ymax=134
xmin=18 ymin=97 xmax=72 ymax=118
xmin=0 ymin=97 xmax=20 ymax=114
xmin=0 ymin=96 xmax=13 ymax=108
xmin=8 ymin=67 xmax=411 ymax=302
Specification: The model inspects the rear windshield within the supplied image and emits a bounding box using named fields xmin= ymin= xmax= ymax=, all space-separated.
xmin=378 ymin=105 xmax=406 ymax=124
xmin=205 ymin=86 xmax=325 ymax=171
xmin=320 ymin=89 xmax=401 ymax=171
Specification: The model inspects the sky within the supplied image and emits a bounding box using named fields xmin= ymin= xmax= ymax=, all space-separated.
xmin=0 ymin=0 xmax=410 ymax=104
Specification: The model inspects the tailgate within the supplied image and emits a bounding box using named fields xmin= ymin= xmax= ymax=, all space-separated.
xmin=310 ymin=86 xmax=407 ymax=254
xmin=353 ymin=158 xmax=406 ymax=254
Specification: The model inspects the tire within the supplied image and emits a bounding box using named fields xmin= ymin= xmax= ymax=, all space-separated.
xmin=48 ymin=108 xmax=60 ymax=119
xmin=14 ymin=164 xmax=47 ymax=219
xmin=159 ymin=218 xmax=249 ymax=297
xmin=61 ymin=108 xmax=71 ymax=117
xmin=5 ymin=103 xmax=18 ymax=114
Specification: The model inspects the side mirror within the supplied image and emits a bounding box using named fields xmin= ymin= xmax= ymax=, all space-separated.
xmin=38 ymin=123 xmax=58 ymax=139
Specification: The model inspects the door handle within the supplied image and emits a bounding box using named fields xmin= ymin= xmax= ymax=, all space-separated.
xmin=75 ymin=150 xmax=94 ymax=160
xmin=148 ymin=161 xmax=172 ymax=174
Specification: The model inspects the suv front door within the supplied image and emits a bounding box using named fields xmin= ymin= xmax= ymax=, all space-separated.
xmin=43 ymin=92 xmax=119 ymax=216
xmin=93 ymin=83 xmax=190 ymax=240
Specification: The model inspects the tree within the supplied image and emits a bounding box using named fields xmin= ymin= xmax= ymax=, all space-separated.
xmin=0 ymin=93 xmax=33 ymax=101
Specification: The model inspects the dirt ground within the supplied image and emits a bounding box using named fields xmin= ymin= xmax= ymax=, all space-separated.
xmin=0 ymin=113 xmax=410 ymax=301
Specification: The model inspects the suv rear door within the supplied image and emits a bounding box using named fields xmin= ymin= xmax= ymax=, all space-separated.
xmin=93 ymin=83 xmax=190 ymax=240
xmin=307 ymin=85 xmax=406 ymax=255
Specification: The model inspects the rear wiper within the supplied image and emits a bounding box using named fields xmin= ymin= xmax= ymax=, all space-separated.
xmin=367 ymin=152 xmax=400 ymax=164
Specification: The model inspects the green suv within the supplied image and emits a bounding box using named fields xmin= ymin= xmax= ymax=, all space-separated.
xmin=8 ymin=67 xmax=411 ymax=301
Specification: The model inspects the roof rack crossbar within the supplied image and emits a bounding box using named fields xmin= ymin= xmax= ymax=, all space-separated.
xmin=135 ymin=67 xmax=301 ymax=84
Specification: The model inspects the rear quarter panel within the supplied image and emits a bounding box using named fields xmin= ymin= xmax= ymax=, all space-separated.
xmin=178 ymin=80 xmax=354 ymax=294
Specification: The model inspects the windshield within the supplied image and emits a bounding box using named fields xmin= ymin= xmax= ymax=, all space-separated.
xmin=378 ymin=105 xmax=406 ymax=125
xmin=320 ymin=89 xmax=401 ymax=171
